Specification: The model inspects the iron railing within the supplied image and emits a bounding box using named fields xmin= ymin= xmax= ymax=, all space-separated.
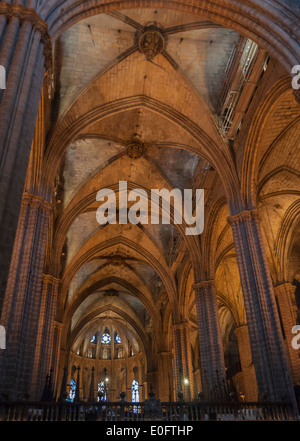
xmin=0 ymin=400 xmax=297 ymax=421
xmin=219 ymin=38 xmax=260 ymax=137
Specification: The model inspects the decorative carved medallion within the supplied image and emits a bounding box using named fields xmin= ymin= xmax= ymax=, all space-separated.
xmin=138 ymin=27 xmax=166 ymax=60
xmin=104 ymin=289 xmax=119 ymax=297
xmin=126 ymin=140 xmax=145 ymax=159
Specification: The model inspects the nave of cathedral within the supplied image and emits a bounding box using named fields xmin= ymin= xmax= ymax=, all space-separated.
xmin=0 ymin=0 xmax=299 ymax=420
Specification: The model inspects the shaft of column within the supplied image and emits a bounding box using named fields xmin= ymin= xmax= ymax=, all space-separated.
xmin=51 ymin=320 xmax=64 ymax=399
xmin=87 ymin=367 xmax=95 ymax=402
xmin=157 ymin=352 xmax=172 ymax=402
xmin=31 ymin=274 xmax=61 ymax=400
xmin=193 ymin=280 xmax=226 ymax=401
xmin=172 ymin=322 xmax=194 ymax=402
xmin=0 ymin=15 xmax=6 ymax=40
xmin=0 ymin=4 xmax=51 ymax=314
xmin=0 ymin=191 xmax=52 ymax=400
xmin=234 ymin=325 xmax=258 ymax=401
xmin=0 ymin=52 xmax=53 ymax=399
xmin=228 ymin=209 xmax=298 ymax=411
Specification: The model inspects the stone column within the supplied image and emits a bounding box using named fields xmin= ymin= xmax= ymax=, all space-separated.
xmin=74 ymin=367 xmax=81 ymax=402
xmin=0 ymin=3 xmax=51 ymax=313
xmin=0 ymin=191 xmax=52 ymax=400
xmin=172 ymin=322 xmax=194 ymax=402
xmin=142 ymin=381 xmax=148 ymax=401
xmin=193 ymin=281 xmax=226 ymax=400
xmin=228 ymin=210 xmax=297 ymax=408
xmin=157 ymin=351 xmax=172 ymax=402
xmin=234 ymin=325 xmax=258 ymax=401
xmin=147 ymin=371 xmax=158 ymax=398
xmin=52 ymin=321 xmax=64 ymax=399
xmin=274 ymin=283 xmax=300 ymax=384
xmin=194 ymin=368 xmax=202 ymax=397
xmin=0 ymin=64 xmax=54 ymax=400
xmin=31 ymin=274 xmax=61 ymax=399
xmin=89 ymin=367 xmax=96 ymax=402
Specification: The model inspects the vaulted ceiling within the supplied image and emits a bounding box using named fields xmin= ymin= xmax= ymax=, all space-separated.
xmin=44 ymin=7 xmax=300 ymax=366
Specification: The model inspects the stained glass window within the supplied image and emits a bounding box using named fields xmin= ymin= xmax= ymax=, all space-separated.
xmin=67 ymin=379 xmax=76 ymax=402
xmin=98 ymin=381 xmax=108 ymax=401
xmin=115 ymin=334 xmax=121 ymax=344
xmin=132 ymin=380 xmax=139 ymax=402
xmin=90 ymin=335 xmax=96 ymax=343
xmin=101 ymin=329 xmax=111 ymax=345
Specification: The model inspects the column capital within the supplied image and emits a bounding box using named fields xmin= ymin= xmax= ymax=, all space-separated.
xmin=43 ymin=273 xmax=61 ymax=287
xmin=54 ymin=320 xmax=64 ymax=330
xmin=172 ymin=321 xmax=190 ymax=331
xmin=22 ymin=192 xmax=52 ymax=213
xmin=274 ymin=282 xmax=295 ymax=292
xmin=0 ymin=3 xmax=52 ymax=68
xmin=227 ymin=209 xmax=260 ymax=225
xmin=157 ymin=351 xmax=172 ymax=359
xmin=234 ymin=324 xmax=249 ymax=335
xmin=193 ymin=280 xmax=215 ymax=291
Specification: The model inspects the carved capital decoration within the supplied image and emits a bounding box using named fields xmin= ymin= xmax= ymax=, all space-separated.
xmin=193 ymin=280 xmax=215 ymax=291
xmin=43 ymin=274 xmax=61 ymax=287
xmin=53 ymin=320 xmax=64 ymax=331
xmin=22 ymin=192 xmax=53 ymax=213
xmin=172 ymin=322 xmax=189 ymax=331
xmin=227 ymin=209 xmax=260 ymax=226
xmin=0 ymin=3 xmax=52 ymax=69
xmin=137 ymin=26 xmax=166 ymax=60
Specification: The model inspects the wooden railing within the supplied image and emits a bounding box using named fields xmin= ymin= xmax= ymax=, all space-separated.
xmin=0 ymin=400 xmax=297 ymax=421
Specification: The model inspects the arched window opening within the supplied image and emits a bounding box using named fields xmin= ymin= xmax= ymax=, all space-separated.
xmin=98 ymin=381 xmax=108 ymax=402
xmin=101 ymin=328 xmax=111 ymax=345
xmin=132 ymin=380 xmax=139 ymax=402
xmin=67 ymin=379 xmax=76 ymax=402
xmin=132 ymin=379 xmax=140 ymax=413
